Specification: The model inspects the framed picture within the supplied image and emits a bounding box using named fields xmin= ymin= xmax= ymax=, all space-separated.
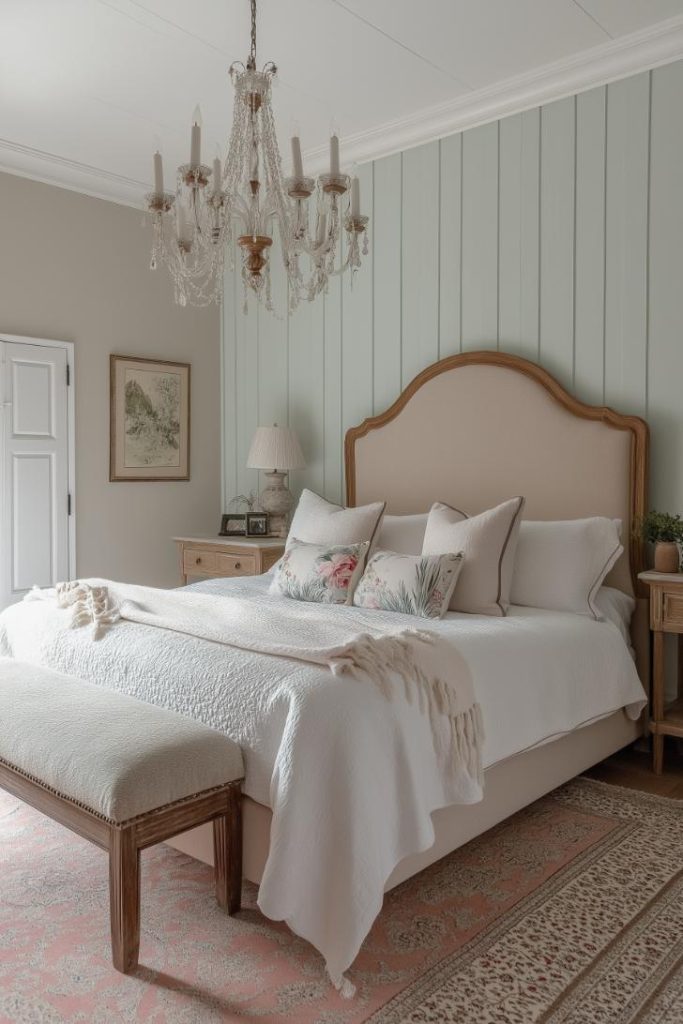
xmin=110 ymin=355 xmax=190 ymax=481
xmin=246 ymin=512 xmax=269 ymax=536
xmin=220 ymin=513 xmax=247 ymax=536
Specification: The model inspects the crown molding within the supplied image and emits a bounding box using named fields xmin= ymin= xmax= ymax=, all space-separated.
xmin=1 ymin=15 xmax=682 ymax=206
xmin=0 ymin=137 xmax=147 ymax=209
xmin=304 ymin=14 xmax=683 ymax=171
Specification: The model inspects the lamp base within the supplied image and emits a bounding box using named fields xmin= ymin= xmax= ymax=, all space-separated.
xmin=259 ymin=471 xmax=294 ymax=539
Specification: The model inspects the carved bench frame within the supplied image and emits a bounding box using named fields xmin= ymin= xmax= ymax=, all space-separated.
xmin=0 ymin=758 xmax=243 ymax=973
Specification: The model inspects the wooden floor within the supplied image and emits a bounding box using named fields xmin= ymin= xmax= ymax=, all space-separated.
xmin=585 ymin=739 xmax=683 ymax=799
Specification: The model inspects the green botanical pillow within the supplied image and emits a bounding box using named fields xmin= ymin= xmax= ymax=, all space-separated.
xmin=269 ymin=537 xmax=369 ymax=605
xmin=353 ymin=550 xmax=464 ymax=619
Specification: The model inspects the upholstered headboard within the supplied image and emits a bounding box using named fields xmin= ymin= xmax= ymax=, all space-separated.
xmin=345 ymin=352 xmax=649 ymax=602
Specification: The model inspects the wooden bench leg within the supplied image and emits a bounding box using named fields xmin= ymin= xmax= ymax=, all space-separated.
xmin=109 ymin=825 xmax=140 ymax=973
xmin=213 ymin=783 xmax=242 ymax=914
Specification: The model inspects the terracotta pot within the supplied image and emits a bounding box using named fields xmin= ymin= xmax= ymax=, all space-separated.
xmin=654 ymin=541 xmax=680 ymax=573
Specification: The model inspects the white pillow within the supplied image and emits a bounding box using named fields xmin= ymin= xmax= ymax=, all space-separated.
xmin=376 ymin=513 xmax=429 ymax=555
xmin=422 ymin=497 xmax=525 ymax=616
xmin=270 ymin=538 xmax=368 ymax=605
xmin=287 ymin=490 xmax=385 ymax=563
xmin=353 ymin=550 xmax=463 ymax=619
xmin=511 ymin=517 xmax=623 ymax=619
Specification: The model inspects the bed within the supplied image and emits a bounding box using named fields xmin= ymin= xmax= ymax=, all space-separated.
xmin=0 ymin=351 xmax=650 ymax=989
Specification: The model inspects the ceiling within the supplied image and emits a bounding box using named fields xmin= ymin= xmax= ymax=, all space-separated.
xmin=1 ymin=0 xmax=682 ymax=206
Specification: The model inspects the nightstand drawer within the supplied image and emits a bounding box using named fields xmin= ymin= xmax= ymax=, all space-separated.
xmin=661 ymin=590 xmax=683 ymax=631
xmin=216 ymin=553 xmax=256 ymax=577
xmin=183 ymin=549 xmax=218 ymax=574
xmin=176 ymin=537 xmax=285 ymax=585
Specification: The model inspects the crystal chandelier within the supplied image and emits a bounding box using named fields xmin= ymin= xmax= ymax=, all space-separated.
xmin=145 ymin=0 xmax=369 ymax=312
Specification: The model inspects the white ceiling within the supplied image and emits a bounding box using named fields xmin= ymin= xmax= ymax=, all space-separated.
xmin=1 ymin=0 xmax=682 ymax=206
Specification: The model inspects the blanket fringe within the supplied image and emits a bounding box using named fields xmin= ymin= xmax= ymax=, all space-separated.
xmin=54 ymin=581 xmax=119 ymax=639
xmin=330 ymin=631 xmax=483 ymax=781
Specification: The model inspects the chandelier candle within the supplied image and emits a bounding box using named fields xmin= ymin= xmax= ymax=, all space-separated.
xmin=190 ymin=107 xmax=202 ymax=169
xmin=144 ymin=0 xmax=369 ymax=310
xmin=330 ymin=134 xmax=340 ymax=175
xmin=291 ymin=136 xmax=304 ymax=179
xmin=153 ymin=152 xmax=164 ymax=195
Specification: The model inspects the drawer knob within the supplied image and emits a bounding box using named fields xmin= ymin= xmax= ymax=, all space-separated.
xmin=234 ymin=561 xmax=241 ymax=569
xmin=195 ymin=556 xmax=202 ymax=565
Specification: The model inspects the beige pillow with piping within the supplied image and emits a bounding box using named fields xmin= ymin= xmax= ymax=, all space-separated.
xmin=422 ymin=497 xmax=526 ymax=616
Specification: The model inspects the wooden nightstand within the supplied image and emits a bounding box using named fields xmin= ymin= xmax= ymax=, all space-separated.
xmin=174 ymin=536 xmax=285 ymax=586
xmin=638 ymin=571 xmax=683 ymax=774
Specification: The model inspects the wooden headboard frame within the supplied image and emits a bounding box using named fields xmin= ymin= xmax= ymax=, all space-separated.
xmin=345 ymin=351 xmax=649 ymax=598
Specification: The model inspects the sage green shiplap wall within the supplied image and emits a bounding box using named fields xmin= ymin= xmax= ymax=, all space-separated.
xmin=222 ymin=61 xmax=683 ymax=516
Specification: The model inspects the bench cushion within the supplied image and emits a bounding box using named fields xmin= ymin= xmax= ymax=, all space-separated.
xmin=0 ymin=659 xmax=243 ymax=823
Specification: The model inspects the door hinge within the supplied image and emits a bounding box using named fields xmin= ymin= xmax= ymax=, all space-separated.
xmin=67 ymin=493 xmax=72 ymax=516
xmin=66 ymin=363 xmax=71 ymax=386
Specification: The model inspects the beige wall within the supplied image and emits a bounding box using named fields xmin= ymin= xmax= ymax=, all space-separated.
xmin=0 ymin=171 xmax=221 ymax=587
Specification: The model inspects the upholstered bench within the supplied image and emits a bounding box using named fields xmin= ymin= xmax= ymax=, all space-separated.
xmin=0 ymin=659 xmax=244 ymax=973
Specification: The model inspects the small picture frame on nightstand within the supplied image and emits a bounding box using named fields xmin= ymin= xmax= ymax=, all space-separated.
xmin=219 ymin=513 xmax=247 ymax=536
xmin=246 ymin=512 xmax=269 ymax=536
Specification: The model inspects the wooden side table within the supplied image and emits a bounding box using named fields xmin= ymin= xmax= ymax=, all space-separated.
xmin=174 ymin=536 xmax=285 ymax=586
xmin=638 ymin=571 xmax=683 ymax=774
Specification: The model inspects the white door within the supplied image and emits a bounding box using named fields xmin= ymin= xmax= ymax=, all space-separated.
xmin=0 ymin=340 xmax=72 ymax=609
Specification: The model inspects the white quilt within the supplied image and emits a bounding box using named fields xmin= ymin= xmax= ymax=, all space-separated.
xmin=0 ymin=575 xmax=646 ymax=991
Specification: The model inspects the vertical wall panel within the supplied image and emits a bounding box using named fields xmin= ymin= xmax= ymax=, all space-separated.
xmin=604 ymin=72 xmax=650 ymax=417
xmin=461 ymin=122 xmax=498 ymax=349
xmin=539 ymin=96 xmax=575 ymax=385
xmin=499 ymin=110 xmax=540 ymax=359
xmin=221 ymin=267 xmax=238 ymax=509
xmin=373 ymin=153 xmax=402 ymax=412
xmin=439 ymin=134 xmax=462 ymax=357
xmin=342 ymin=161 xmax=374 ymax=438
xmin=323 ymin=272 xmax=343 ymax=504
xmin=574 ymin=87 xmax=606 ymax=404
xmin=401 ymin=141 xmax=440 ymax=384
xmin=649 ymin=63 xmax=683 ymax=511
xmin=257 ymin=235 xmax=289 ymax=429
xmin=288 ymin=297 xmax=325 ymax=497
xmin=234 ymin=290 xmax=259 ymax=499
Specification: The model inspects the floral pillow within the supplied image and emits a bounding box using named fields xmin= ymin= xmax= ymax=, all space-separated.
xmin=269 ymin=538 xmax=369 ymax=605
xmin=353 ymin=550 xmax=464 ymax=619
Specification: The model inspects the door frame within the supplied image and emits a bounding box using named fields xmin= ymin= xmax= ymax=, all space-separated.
xmin=0 ymin=333 xmax=76 ymax=581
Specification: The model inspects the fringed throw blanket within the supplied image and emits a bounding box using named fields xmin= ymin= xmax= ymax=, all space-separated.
xmin=34 ymin=579 xmax=483 ymax=781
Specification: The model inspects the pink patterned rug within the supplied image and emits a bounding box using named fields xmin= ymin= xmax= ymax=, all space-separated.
xmin=0 ymin=780 xmax=681 ymax=1023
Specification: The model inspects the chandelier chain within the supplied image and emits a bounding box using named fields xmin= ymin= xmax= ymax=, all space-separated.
xmin=248 ymin=0 xmax=257 ymax=70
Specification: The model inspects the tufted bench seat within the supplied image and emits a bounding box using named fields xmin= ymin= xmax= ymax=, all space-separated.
xmin=0 ymin=659 xmax=244 ymax=973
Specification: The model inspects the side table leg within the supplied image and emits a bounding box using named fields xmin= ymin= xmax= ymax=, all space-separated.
xmin=652 ymin=630 xmax=665 ymax=775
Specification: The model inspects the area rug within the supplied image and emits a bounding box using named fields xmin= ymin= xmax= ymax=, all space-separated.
xmin=0 ymin=779 xmax=681 ymax=1024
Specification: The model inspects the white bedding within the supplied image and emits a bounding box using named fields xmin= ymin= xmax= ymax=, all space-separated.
xmin=0 ymin=575 xmax=646 ymax=989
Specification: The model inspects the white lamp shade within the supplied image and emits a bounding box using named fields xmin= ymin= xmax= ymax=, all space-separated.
xmin=247 ymin=425 xmax=305 ymax=471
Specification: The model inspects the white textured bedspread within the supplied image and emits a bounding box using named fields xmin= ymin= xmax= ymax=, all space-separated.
xmin=0 ymin=575 xmax=646 ymax=989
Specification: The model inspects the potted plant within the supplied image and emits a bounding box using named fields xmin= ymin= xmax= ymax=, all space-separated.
xmin=636 ymin=511 xmax=683 ymax=573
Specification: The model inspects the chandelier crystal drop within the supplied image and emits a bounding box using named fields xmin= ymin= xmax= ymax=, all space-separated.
xmin=145 ymin=0 xmax=369 ymax=312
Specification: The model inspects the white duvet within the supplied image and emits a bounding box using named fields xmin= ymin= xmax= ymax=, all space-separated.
xmin=0 ymin=576 xmax=646 ymax=990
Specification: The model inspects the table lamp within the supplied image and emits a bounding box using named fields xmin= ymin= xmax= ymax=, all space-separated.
xmin=246 ymin=424 xmax=306 ymax=538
